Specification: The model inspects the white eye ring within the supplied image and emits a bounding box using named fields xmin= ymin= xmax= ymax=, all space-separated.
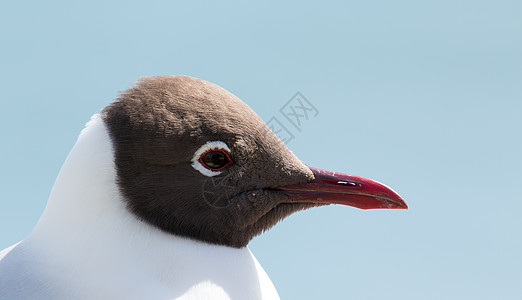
xmin=191 ymin=141 xmax=231 ymax=177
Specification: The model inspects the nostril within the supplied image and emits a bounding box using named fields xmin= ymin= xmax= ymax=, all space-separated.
xmin=322 ymin=179 xmax=359 ymax=187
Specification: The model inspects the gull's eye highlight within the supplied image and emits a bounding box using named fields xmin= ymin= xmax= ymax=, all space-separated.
xmin=199 ymin=149 xmax=232 ymax=171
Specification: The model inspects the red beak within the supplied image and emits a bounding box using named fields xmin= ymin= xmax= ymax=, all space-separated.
xmin=278 ymin=167 xmax=407 ymax=210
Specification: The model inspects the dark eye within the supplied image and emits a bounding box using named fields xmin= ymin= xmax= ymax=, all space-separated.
xmin=199 ymin=149 xmax=232 ymax=171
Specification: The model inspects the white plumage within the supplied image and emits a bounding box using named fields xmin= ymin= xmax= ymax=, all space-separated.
xmin=0 ymin=114 xmax=279 ymax=300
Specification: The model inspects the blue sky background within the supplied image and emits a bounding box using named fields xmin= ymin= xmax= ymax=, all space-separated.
xmin=1 ymin=1 xmax=521 ymax=299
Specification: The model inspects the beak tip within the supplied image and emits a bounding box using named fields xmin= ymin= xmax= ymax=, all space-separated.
xmin=388 ymin=195 xmax=408 ymax=210
xmin=397 ymin=203 xmax=408 ymax=210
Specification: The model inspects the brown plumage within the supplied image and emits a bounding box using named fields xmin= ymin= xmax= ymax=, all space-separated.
xmin=102 ymin=75 xmax=317 ymax=248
